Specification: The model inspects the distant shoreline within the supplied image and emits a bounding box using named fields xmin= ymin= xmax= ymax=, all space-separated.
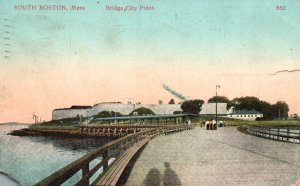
xmin=8 ymin=128 xmax=117 ymax=139
xmin=0 ymin=122 xmax=32 ymax=125
xmin=9 ymin=128 xmax=82 ymax=138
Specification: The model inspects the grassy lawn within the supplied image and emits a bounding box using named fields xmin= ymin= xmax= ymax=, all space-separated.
xmin=228 ymin=120 xmax=300 ymax=127
xmin=193 ymin=116 xmax=300 ymax=127
xmin=29 ymin=118 xmax=81 ymax=130
xmin=29 ymin=115 xmax=300 ymax=130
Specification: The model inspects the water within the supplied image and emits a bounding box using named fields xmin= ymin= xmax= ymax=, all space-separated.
xmin=0 ymin=124 xmax=112 ymax=186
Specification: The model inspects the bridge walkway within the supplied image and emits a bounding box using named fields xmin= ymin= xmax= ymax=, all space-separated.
xmin=125 ymin=127 xmax=300 ymax=186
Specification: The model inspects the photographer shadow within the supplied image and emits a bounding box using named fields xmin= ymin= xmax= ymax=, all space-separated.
xmin=143 ymin=162 xmax=181 ymax=186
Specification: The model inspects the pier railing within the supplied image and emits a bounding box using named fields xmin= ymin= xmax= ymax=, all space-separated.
xmin=80 ymin=124 xmax=193 ymax=138
xmin=242 ymin=125 xmax=300 ymax=143
xmin=35 ymin=129 xmax=156 ymax=186
xmin=35 ymin=125 xmax=193 ymax=186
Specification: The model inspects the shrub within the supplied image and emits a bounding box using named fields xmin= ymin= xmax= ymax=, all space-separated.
xmin=129 ymin=107 xmax=155 ymax=116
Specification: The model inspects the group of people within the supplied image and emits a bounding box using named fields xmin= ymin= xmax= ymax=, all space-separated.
xmin=202 ymin=120 xmax=226 ymax=130
xmin=205 ymin=120 xmax=217 ymax=130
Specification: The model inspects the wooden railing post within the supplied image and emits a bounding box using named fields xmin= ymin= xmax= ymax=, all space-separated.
xmin=82 ymin=163 xmax=89 ymax=186
xmin=299 ymin=129 xmax=300 ymax=143
xmin=103 ymin=150 xmax=109 ymax=171
xmin=287 ymin=128 xmax=290 ymax=142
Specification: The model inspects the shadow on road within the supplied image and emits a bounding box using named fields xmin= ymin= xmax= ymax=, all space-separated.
xmin=143 ymin=168 xmax=161 ymax=186
xmin=163 ymin=162 xmax=182 ymax=186
xmin=143 ymin=162 xmax=181 ymax=186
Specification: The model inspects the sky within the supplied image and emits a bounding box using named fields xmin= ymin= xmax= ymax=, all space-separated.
xmin=0 ymin=0 xmax=300 ymax=123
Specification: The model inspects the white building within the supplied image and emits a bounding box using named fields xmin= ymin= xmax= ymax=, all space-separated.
xmin=199 ymin=103 xmax=228 ymax=115
xmin=52 ymin=102 xmax=182 ymax=120
xmin=52 ymin=102 xmax=230 ymax=120
xmin=227 ymin=109 xmax=263 ymax=121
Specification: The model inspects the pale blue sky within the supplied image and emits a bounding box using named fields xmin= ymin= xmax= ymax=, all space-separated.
xmin=1 ymin=0 xmax=300 ymax=66
xmin=1 ymin=0 xmax=300 ymax=122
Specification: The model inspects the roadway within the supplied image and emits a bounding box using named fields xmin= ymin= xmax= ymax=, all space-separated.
xmin=125 ymin=127 xmax=300 ymax=185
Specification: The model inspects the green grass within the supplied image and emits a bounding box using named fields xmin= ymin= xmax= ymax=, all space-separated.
xmin=230 ymin=120 xmax=300 ymax=127
xmin=29 ymin=118 xmax=81 ymax=130
xmin=193 ymin=116 xmax=300 ymax=127
xmin=29 ymin=115 xmax=300 ymax=130
xmin=220 ymin=119 xmax=300 ymax=127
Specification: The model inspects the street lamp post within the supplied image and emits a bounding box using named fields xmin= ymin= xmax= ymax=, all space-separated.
xmin=215 ymin=85 xmax=221 ymax=130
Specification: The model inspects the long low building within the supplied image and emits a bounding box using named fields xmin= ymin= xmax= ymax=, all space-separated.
xmin=52 ymin=103 xmax=182 ymax=120
xmin=227 ymin=109 xmax=263 ymax=121
xmin=52 ymin=102 xmax=229 ymax=120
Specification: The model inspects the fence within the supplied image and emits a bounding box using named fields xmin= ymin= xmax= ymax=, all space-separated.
xmin=35 ymin=125 xmax=193 ymax=186
xmin=243 ymin=125 xmax=300 ymax=143
xmin=35 ymin=129 xmax=156 ymax=186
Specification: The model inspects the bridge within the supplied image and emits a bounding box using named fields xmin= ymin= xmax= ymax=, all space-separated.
xmin=126 ymin=127 xmax=300 ymax=185
xmin=36 ymin=121 xmax=300 ymax=185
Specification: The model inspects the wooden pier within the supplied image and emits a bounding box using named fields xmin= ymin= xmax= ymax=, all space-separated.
xmin=126 ymin=127 xmax=300 ymax=186
xmin=35 ymin=124 xmax=300 ymax=186
xmin=36 ymin=123 xmax=192 ymax=186
xmin=80 ymin=124 xmax=191 ymax=138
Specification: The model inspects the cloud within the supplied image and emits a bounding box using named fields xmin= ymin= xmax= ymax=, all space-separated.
xmin=270 ymin=69 xmax=300 ymax=75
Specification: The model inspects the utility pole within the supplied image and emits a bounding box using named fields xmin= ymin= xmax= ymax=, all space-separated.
xmin=33 ymin=115 xmax=38 ymax=124
xmin=215 ymin=85 xmax=221 ymax=130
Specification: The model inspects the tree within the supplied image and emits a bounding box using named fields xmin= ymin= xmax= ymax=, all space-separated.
xmin=259 ymin=101 xmax=275 ymax=120
xmin=95 ymin=111 xmax=122 ymax=118
xmin=272 ymin=101 xmax=289 ymax=119
xmin=181 ymin=99 xmax=204 ymax=114
xmin=129 ymin=107 xmax=155 ymax=116
xmin=173 ymin=111 xmax=183 ymax=114
xmin=110 ymin=111 xmax=123 ymax=117
xmin=208 ymin=96 xmax=232 ymax=109
xmin=97 ymin=110 xmax=112 ymax=118
xmin=168 ymin=99 xmax=175 ymax=104
xmin=230 ymin=96 xmax=290 ymax=120
xmin=231 ymin=97 xmax=261 ymax=111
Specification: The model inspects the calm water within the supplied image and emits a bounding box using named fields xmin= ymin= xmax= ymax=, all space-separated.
xmin=0 ymin=124 xmax=112 ymax=186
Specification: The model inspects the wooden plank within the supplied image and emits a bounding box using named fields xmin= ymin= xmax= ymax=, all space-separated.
xmin=102 ymin=144 xmax=140 ymax=185
xmin=76 ymin=155 xmax=111 ymax=186
xmin=95 ymin=143 xmax=139 ymax=185
xmin=97 ymin=140 xmax=143 ymax=185
xmin=95 ymin=138 xmax=149 ymax=186
xmin=96 ymin=150 xmax=136 ymax=185
xmin=106 ymin=139 xmax=148 ymax=185
xmin=110 ymin=139 xmax=149 ymax=186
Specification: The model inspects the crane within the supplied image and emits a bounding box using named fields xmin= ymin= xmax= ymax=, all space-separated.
xmin=162 ymin=83 xmax=187 ymax=102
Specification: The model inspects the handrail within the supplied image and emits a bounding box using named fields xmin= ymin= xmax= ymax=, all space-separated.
xmin=81 ymin=124 xmax=190 ymax=128
xmin=35 ymin=125 xmax=192 ymax=186
xmin=35 ymin=129 xmax=156 ymax=186
xmin=242 ymin=125 xmax=300 ymax=144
